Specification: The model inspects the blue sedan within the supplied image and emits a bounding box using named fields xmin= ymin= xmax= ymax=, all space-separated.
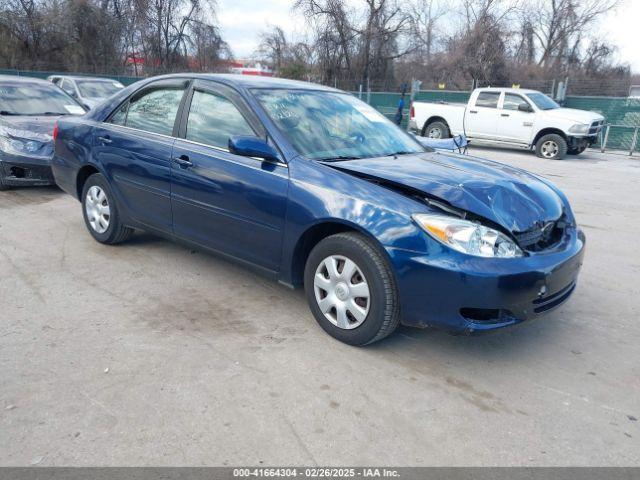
xmin=51 ymin=74 xmax=585 ymax=345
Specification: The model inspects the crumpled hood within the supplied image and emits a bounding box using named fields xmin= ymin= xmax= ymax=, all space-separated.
xmin=0 ymin=116 xmax=57 ymax=159
xmin=329 ymin=152 xmax=565 ymax=233
xmin=543 ymin=107 xmax=604 ymax=124
xmin=0 ymin=115 xmax=57 ymax=139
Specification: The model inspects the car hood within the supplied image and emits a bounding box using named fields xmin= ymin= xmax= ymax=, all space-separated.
xmin=328 ymin=152 xmax=565 ymax=233
xmin=542 ymin=107 xmax=604 ymax=124
xmin=0 ymin=115 xmax=58 ymax=139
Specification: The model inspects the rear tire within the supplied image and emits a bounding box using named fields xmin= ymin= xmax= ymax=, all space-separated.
xmin=81 ymin=173 xmax=133 ymax=244
xmin=304 ymin=232 xmax=400 ymax=346
xmin=535 ymin=134 xmax=567 ymax=160
xmin=422 ymin=120 xmax=450 ymax=139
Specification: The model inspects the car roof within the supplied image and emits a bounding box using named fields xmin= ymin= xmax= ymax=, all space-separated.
xmin=150 ymin=73 xmax=340 ymax=92
xmin=49 ymin=75 xmax=122 ymax=83
xmin=476 ymin=87 xmax=539 ymax=94
xmin=0 ymin=75 xmax=53 ymax=85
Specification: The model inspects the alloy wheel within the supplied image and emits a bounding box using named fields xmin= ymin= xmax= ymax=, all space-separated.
xmin=85 ymin=185 xmax=111 ymax=234
xmin=313 ymin=255 xmax=371 ymax=329
xmin=428 ymin=127 xmax=443 ymax=139
xmin=541 ymin=140 xmax=559 ymax=158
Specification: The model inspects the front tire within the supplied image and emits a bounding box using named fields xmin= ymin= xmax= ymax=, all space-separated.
xmin=0 ymin=173 xmax=9 ymax=191
xmin=304 ymin=232 xmax=400 ymax=346
xmin=423 ymin=120 xmax=450 ymax=139
xmin=81 ymin=173 xmax=133 ymax=244
xmin=535 ymin=134 xmax=568 ymax=160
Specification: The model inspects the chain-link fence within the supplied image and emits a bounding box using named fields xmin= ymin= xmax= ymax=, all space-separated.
xmin=1 ymin=67 xmax=637 ymax=153
xmin=352 ymin=89 xmax=639 ymax=153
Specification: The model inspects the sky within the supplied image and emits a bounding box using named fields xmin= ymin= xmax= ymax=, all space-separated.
xmin=216 ymin=0 xmax=640 ymax=73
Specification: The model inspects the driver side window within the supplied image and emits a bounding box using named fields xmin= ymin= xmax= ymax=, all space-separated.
xmin=503 ymin=94 xmax=527 ymax=111
xmin=185 ymin=90 xmax=254 ymax=149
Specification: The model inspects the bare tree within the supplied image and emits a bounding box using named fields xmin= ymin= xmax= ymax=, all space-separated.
xmin=522 ymin=0 xmax=619 ymax=70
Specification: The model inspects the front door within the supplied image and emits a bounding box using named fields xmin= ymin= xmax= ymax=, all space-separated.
xmin=170 ymin=81 xmax=289 ymax=272
xmin=498 ymin=93 xmax=535 ymax=144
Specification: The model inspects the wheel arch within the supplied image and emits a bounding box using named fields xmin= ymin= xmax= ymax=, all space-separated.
xmin=421 ymin=116 xmax=449 ymax=136
xmin=532 ymin=128 xmax=567 ymax=147
xmin=76 ymin=164 xmax=101 ymax=199
xmin=289 ymin=219 xmax=392 ymax=288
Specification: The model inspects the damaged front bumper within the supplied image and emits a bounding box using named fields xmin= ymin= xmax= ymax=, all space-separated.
xmin=387 ymin=227 xmax=586 ymax=334
xmin=0 ymin=152 xmax=55 ymax=187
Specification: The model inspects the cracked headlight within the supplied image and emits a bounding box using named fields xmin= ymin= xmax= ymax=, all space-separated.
xmin=568 ymin=124 xmax=590 ymax=134
xmin=413 ymin=213 xmax=523 ymax=258
xmin=0 ymin=133 xmax=43 ymax=156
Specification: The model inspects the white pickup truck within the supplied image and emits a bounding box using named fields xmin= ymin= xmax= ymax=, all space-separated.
xmin=409 ymin=88 xmax=605 ymax=159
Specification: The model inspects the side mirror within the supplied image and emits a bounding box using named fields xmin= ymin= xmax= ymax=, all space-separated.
xmin=518 ymin=103 xmax=533 ymax=113
xmin=228 ymin=135 xmax=280 ymax=162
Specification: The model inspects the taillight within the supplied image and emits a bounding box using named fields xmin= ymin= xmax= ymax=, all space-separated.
xmin=52 ymin=123 xmax=59 ymax=141
xmin=410 ymin=105 xmax=415 ymax=119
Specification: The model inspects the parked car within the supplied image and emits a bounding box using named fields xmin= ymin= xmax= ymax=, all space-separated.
xmin=47 ymin=75 xmax=125 ymax=110
xmin=409 ymin=87 xmax=605 ymax=160
xmin=52 ymin=74 xmax=585 ymax=345
xmin=0 ymin=75 xmax=86 ymax=190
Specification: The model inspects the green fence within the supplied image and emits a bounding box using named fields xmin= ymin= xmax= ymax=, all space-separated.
xmin=358 ymin=89 xmax=639 ymax=152
xmin=1 ymin=68 xmax=637 ymax=152
xmin=565 ymin=96 xmax=640 ymax=152
xmin=0 ymin=68 xmax=141 ymax=86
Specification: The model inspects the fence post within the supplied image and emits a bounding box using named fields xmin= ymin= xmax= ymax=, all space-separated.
xmin=601 ymin=125 xmax=610 ymax=153
xmin=366 ymin=78 xmax=370 ymax=104
xmin=358 ymin=84 xmax=363 ymax=100
xmin=630 ymin=127 xmax=638 ymax=157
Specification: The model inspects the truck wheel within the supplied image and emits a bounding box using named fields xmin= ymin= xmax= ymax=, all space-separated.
xmin=81 ymin=173 xmax=134 ymax=244
xmin=535 ymin=134 xmax=567 ymax=160
xmin=423 ymin=121 xmax=450 ymax=139
xmin=304 ymin=232 xmax=400 ymax=346
xmin=0 ymin=174 xmax=8 ymax=191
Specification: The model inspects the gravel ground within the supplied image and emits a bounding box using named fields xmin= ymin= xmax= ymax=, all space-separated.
xmin=0 ymin=146 xmax=639 ymax=466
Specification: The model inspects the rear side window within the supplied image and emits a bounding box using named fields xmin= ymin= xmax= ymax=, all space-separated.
xmin=121 ymin=87 xmax=185 ymax=136
xmin=475 ymin=91 xmax=500 ymax=108
xmin=185 ymin=90 xmax=254 ymax=148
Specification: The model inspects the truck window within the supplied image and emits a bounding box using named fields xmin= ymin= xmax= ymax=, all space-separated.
xmin=475 ymin=92 xmax=500 ymax=109
xmin=503 ymin=94 xmax=527 ymax=110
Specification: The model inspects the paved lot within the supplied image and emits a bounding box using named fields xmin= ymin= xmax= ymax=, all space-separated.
xmin=1 ymin=147 xmax=639 ymax=466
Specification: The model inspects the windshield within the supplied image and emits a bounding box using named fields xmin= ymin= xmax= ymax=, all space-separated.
xmin=0 ymin=82 xmax=86 ymax=116
xmin=253 ymin=89 xmax=425 ymax=160
xmin=526 ymin=92 xmax=560 ymax=110
xmin=77 ymin=80 xmax=124 ymax=98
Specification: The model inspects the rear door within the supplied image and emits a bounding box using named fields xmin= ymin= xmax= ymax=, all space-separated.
xmin=498 ymin=93 xmax=535 ymax=144
xmin=170 ymin=80 xmax=289 ymax=272
xmin=464 ymin=91 xmax=501 ymax=139
xmin=91 ymin=79 xmax=189 ymax=231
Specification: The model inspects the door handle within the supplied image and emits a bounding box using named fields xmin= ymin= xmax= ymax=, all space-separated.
xmin=97 ymin=135 xmax=112 ymax=145
xmin=173 ymin=155 xmax=193 ymax=169
xmin=501 ymin=113 xmax=510 ymax=117
xmin=469 ymin=110 xmax=478 ymax=114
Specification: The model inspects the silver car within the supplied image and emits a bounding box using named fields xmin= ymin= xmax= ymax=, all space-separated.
xmin=47 ymin=75 xmax=125 ymax=110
